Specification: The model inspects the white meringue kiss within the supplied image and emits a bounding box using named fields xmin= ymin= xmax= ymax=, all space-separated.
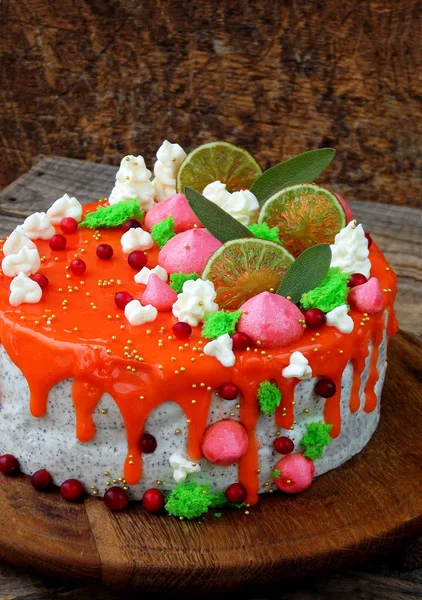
xmin=9 ymin=272 xmax=42 ymax=307
xmin=2 ymin=246 xmax=41 ymax=277
xmin=47 ymin=193 xmax=82 ymax=224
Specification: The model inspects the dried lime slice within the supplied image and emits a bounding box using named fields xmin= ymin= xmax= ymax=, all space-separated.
xmin=202 ymin=238 xmax=294 ymax=310
xmin=176 ymin=141 xmax=262 ymax=194
xmin=258 ymin=184 xmax=346 ymax=257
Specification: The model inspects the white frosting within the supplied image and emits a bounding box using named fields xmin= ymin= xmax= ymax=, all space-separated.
xmin=203 ymin=333 xmax=236 ymax=367
xmin=202 ymin=180 xmax=259 ymax=225
xmin=109 ymin=155 xmax=155 ymax=210
xmin=134 ymin=265 xmax=168 ymax=285
xmin=2 ymin=247 xmax=41 ymax=277
xmin=330 ymin=221 xmax=371 ymax=278
xmin=9 ymin=272 xmax=42 ymax=307
xmin=121 ymin=228 xmax=153 ymax=254
xmin=3 ymin=226 xmax=36 ymax=256
xmin=124 ymin=300 xmax=158 ymax=326
xmin=153 ymin=140 xmax=187 ymax=201
xmin=169 ymin=453 xmax=201 ymax=483
xmin=22 ymin=212 xmax=55 ymax=240
xmin=282 ymin=351 xmax=313 ymax=380
xmin=326 ymin=305 xmax=354 ymax=334
xmin=47 ymin=193 xmax=82 ymax=224
xmin=172 ymin=279 xmax=218 ymax=327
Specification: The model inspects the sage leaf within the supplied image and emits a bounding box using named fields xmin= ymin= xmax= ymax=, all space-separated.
xmin=276 ymin=244 xmax=332 ymax=303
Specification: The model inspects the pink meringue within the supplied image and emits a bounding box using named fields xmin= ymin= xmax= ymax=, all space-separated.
xmin=144 ymin=194 xmax=203 ymax=233
xmin=201 ymin=420 xmax=248 ymax=466
xmin=348 ymin=277 xmax=384 ymax=315
xmin=334 ymin=193 xmax=353 ymax=223
xmin=158 ymin=228 xmax=222 ymax=275
xmin=237 ymin=292 xmax=304 ymax=348
xmin=140 ymin=274 xmax=177 ymax=312
xmin=273 ymin=453 xmax=315 ymax=494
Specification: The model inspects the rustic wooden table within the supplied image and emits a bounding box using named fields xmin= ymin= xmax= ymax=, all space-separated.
xmin=0 ymin=157 xmax=420 ymax=599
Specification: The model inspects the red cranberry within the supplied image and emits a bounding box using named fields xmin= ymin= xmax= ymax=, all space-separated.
xmin=49 ymin=234 xmax=67 ymax=251
xmin=96 ymin=244 xmax=114 ymax=260
xmin=365 ymin=232 xmax=373 ymax=248
xmin=31 ymin=469 xmax=52 ymax=490
xmin=60 ymin=479 xmax=84 ymax=502
xmin=348 ymin=273 xmax=368 ymax=288
xmin=273 ymin=437 xmax=294 ymax=455
xmin=219 ymin=383 xmax=239 ymax=400
xmin=231 ymin=331 xmax=252 ymax=350
xmin=0 ymin=454 xmax=19 ymax=475
xmin=225 ymin=483 xmax=247 ymax=504
xmin=70 ymin=258 xmax=87 ymax=276
xmin=104 ymin=486 xmax=129 ymax=511
xmin=304 ymin=308 xmax=326 ymax=329
xmin=122 ymin=219 xmax=142 ymax=233
xmin=33 ymin=273 xmax=49 ymax=290
xmin=172 ymin=322 xmax=192 ymax=339
xmin=115 ymin=291 xmax=133 ymax=310
xmin=315 ymin=377 xmax=336 ymax=398
xmin=140 ymin=433 xmax=157 ymax=453
xmin=142 ymin=488 xmax=164 ymax=513
xmin=60 ymin=217 xmax=78 ymax=234
xmin=128 ymin=251 xmax=147 ymax=271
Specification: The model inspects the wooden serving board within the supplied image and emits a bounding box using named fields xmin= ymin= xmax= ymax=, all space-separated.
xmin=0 ymin=331 xmax=421 ymax=593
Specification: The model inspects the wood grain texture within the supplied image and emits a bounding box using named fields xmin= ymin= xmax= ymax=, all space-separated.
xmin=1 ymin=156 xmax=420 ymax=336
xmin=0 ymin=331 xmax=420 ymax=594
xmin=0 ymin=1 xmax=421 ymax=206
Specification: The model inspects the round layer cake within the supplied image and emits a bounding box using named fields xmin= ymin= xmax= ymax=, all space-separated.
xmin=0 ymin=143 xmax=398 ymax=515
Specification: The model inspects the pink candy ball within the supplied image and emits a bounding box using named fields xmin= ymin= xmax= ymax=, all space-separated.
xmin=237 ymin=292 xmax=304 ymax=348
xmin=144 ymin=194 xmax=203 ymax=233
xmin=201 ymin=420 xmax=249 ymax=466
xmin=140 ymin=274 xmax=177 ymax=312
xmin=158 ymin=229 xmax=222 ymax=275
xmin=273 ymin=453 xmax=315 ymax=494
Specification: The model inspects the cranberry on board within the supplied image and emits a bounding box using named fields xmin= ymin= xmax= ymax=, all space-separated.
xmin=0 ymin=454 xmax=19 ymax=475
xmin=142 ymin=488 xmax=164 ymax=513
xmin=60 ymin=479 xmax=84 ymax=502
xmin=315 ymin=378 xmax=336 ymax=398
xmin=31 ymin=469 xmax=52 ymax=490
xmin=140 ymin=433 xmax=157 ymax=453
xmin=273 ymin=436 xmax=294 ymax=455
xmin=304 ymin=308 xmax=326 ymax=329
xmin=225 ymin=483 xmax=247 ymax=504
xmin=104 ymin=486 xmax=129 ymax=511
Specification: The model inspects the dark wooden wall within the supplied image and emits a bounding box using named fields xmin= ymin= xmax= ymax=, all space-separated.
xmin=0 ymin=0 xmax=421 ymax=206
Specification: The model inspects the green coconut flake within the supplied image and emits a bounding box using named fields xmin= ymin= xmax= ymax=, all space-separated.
xmin=169 ymin=272 xmax=199 ymax=294
xmin=257 ymin=381 xmax=282 ymax=415
xmin=209 ymin=490 xmax=228 ymax=509
xmin=214 ymin=512 xmax=223 ymax=518
xmin=272 ymin=469 xmax=281 ymax=479
xmin=247 ymin=222 xmax=280 ymax=243
xmin=165 ymin=482 xmax=214 ymax=519
xmin=202 ymin=310 xmax=242 ymax=339
xmin=79 ymin=199 xmax=143 ymax=229
xmin=300 ymin=267 xmax=350 ymax=313
xmin=151 ymin=215 xmax=176 ymax=248
xmin=300 ymin=421 xmax=333 ymax=461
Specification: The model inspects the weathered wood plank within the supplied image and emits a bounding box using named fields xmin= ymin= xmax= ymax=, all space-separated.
xmin=1 ymin=157 xmax=420 ymax=336
xmin=0 ymin=1 xmax=421 ymax=206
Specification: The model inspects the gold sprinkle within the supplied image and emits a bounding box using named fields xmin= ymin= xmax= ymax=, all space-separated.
xmin=168 ymin=335 xmax=173 ymax=340
xmin=264 ymin=482 xmax=270 ymax=487
xmin=304 ymin=408 xmax=309 ymax=414
xmin=200 ymin=382 xmax=205 ymax=387
xmin=118 ymin=477 xmax=123 ymax=483
xmin=111 ymin=335 xmax=117 ymax=340
xmin=191 ymin=399 xmax=197 ymax=404
xmin=180 ymin=367 xmax=186 ymax=372
xmin=290 ymin=426 xmax=295 ymax=430
xmin=174 ymin=370 xmax=180 ymax=375
xmin=101 ymin=408 xmax=108 ymax=414
xmin=106 ymin=349 xmax=112 ymax=354
xmin=20 ymin=316 xmax=25 ymax=321
xmin=184 ymin=244 xmax=190 ymax=249
xmin=286 ymin=479 xmax=292 ymax=484
xmin=104 ymin=471 xmax=110 ymax=476
xmin=192 ymin=384 xmax=197 ymax=388
xmin=257 ymin=468 xmax=261 ymax=473
xmin=158 ymin=364 xmax=164 ymax=370
xmin=235 ymin=403 xmax=241 ymax=409
xmin=386 ymin=267 xmax=390 ymax=271
xmin=230 ymin=412 xmax=235 ymax=417
xmin=313 ymin=348 xmax=319 ymax=352
xmin=198 ymin=300 xmax=203 ymax=306
xmin=146 ymin=329 xmax=151 ymax=335
xmin=123 ymin=486 xmax=129 ymax=491
xmin=73 ymin=327 xmax=79 ymax=332
xmin=175 ymin=428 xmax=181 ymax=435
xmin=244 ymin=510 xmax=250 ymax=515
xmin=35 ymin=320 xmax=40 ymax=325
xmin=156 ymin=480 xmax=162 ymax=485
xmin=128 ymin=460 xmax=134 ymax=465
xmin=105 ymin=481 xmax=111 ymax=486
xmin=191 ymin=357 xmax=196 ymax=362
xmin=315 ymin=332 xmax=320 ymax=337
xmin=112 ymin=479 xmax=118 ymax=484
xmin=339 ymin=349 xmax=344 ymax=354
xmin=186 ymin=419 xmax=191 ymax=424
xmin=140 ymin=395 xmax=145 ymax=400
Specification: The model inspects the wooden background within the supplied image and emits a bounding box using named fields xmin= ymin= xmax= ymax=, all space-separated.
xmin=0 ymin=0 xmax=421 ymax=207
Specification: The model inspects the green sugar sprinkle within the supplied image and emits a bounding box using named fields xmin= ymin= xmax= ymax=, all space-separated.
xmin=169 ymin=272 xmax=199 ymax=294
xmin=300 ymin=421 xmax=333 ymax=461
xmin=300 ymin=267 xmax=350 ymax=313
xmin=202 ymin=310 xmax=242 ymax=339
xmin=247 ymin=222 xmax=280 ymax=243
xmin=79 ymin=198 xmax=143 ymax=229
xmin=257 ymin=381 xmax=282 ymax=415
xmin=151 ymin=215 xmax=176 ymax=248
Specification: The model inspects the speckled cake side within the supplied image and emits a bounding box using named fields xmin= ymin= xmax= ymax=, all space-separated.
xmin=0 ymin=313 xmax=388 ymax=500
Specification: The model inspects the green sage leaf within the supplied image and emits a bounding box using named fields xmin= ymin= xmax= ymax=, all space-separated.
xmin=250 ymin=148 xmax=336 ymax=206
xmin=185 ymin=186 xmax=255 ymax=243
xmin=276 ymin=244 xmax=332 ymax=303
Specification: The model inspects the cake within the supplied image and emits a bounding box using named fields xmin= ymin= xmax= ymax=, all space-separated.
xmin=0 ymin=142 xmax=398 ymax=518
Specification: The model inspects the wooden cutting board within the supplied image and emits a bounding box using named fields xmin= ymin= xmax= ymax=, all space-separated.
xmin=0 ymin=331 xmax=421 ymax=593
